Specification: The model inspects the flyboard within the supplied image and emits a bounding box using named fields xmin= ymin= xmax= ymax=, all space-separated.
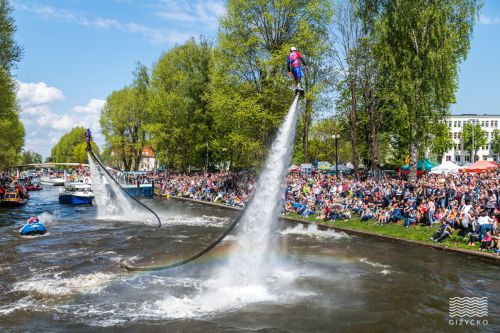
xmin=106 ymin=91 xmax=302 ymax=272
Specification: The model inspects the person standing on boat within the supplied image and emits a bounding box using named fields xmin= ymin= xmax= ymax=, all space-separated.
xmin=85 ymin=128 xmax=92 ymax=151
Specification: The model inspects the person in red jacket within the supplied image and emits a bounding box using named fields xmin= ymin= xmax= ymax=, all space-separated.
xmin=287 ymin=46 xmax=308 ymax=92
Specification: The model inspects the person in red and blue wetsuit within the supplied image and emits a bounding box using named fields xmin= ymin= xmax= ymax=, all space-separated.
xmin=287 ymin=46 xmax=308 ymax=92
xmin=85 ymin=128 xmax=92 ymax=151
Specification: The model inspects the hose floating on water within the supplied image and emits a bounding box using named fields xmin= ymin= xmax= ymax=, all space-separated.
xmin=87 ymin=149 xmax=162 ymax=228
xmin=119 ymin=202 xmax=251 ymax=271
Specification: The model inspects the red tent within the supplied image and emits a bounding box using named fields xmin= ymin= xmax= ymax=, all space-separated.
xmin=464 ymin=160 xmax=497 ymax=173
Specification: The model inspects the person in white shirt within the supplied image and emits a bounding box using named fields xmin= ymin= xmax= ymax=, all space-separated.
xmin=477 ymin=210 xmax=494 ymax=240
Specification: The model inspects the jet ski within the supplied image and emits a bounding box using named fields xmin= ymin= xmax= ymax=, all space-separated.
xmin=19 ymin=221 xmax=46 ymax=236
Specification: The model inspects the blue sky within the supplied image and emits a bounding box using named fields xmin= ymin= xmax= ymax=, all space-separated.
xmin=11 ymin=0 xmax=500 ymax=157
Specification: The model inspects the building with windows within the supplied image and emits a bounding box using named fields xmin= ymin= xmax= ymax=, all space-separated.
xmin=443 ymin=114 xmax=500 ymax=165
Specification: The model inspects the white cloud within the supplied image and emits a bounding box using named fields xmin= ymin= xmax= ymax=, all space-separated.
xmin=16 ymin=81 xmax=65 ymax=107
xmin=73 ymin=98 xmax=106 ymax=114
xmin=16 ymin=80 xmax=106 ymax=157
xmin=14 ymin=1 xmax=198 ymax=45
xmin=157 ymin=0 xmax=225 ymax=29
xmin=479 ymin=14 xmax=500 ymax=25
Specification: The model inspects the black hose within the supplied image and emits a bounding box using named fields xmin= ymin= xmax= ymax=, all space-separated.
xmin=87 ymin=149 xmax=162 ymax=227
xmin=119 ymin=201 xmax=251 ymax=271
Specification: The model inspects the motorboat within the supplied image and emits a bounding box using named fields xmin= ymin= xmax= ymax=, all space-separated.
xmin=40 ymin=175 xmax=65 ymax=186
xmin=59 ymin=183 xmax=94 ymax=205
xmin=26 ymin=181 xmax=43 ymax=191
xmin=1 ymin=185 xmax=29 ymax=207
xmin=19 ymin=221 xmax=46 ymax=235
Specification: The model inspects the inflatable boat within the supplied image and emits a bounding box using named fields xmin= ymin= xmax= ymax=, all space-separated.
xmin=19 ymin=221 xmax=46 ymax=236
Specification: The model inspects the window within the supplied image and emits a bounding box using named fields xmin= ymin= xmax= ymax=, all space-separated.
xmin=453 ymin=132 xmax=457 ymax=139
xmin=458 ymin=121 xmax=462 ymax=127
xmin=448 ymin=121 xmax=452 ymax=127
xmin=458 ymin=132 xmax=462 ymax=139
xmin=482 ymin=120 xmax=487 ymax=127
xmin=465 ymin=155 xmax=471 ymax=162
xmin=455 ymin=155 xmax=461 ymax=163
xmin=446 ymin=156 xmax=451 ymax=162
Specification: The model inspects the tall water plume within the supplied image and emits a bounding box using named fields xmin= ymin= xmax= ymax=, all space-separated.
xmin=219 ymin=94 xmax=300 ymax=284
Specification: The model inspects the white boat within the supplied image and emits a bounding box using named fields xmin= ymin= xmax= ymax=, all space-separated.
xmin=40 ymin=175 xmax=66 ymax=186
xmin=59 ymin=183 xmax=94 ymax=205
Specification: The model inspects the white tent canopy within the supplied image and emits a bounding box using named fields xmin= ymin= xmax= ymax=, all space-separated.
xmin=430 ymin=161 xmax=461 ymax=174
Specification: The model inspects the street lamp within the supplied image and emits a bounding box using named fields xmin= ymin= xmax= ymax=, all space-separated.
xmin=471 ymin=118 xmax=478 ymax=164
xmin=332 ymin=134 xmax=340 ymax=175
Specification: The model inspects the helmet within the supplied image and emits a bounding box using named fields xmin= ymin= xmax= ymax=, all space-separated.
xmin=290 ymin=46 xmax=296 ymax=52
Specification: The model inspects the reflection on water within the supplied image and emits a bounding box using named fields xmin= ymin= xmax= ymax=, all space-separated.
xmin=0 ymin=187 xmax=498 ymax=332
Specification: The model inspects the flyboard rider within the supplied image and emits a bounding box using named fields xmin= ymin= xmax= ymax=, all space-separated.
xmin=287 ymin=46 xmax=308 ymax=95
xmin=85 ymin=128 xmax=92 ymax=151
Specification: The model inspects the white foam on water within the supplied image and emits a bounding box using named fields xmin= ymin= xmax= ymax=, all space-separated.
xmin=0 ymin=297 xmax=36 ymax=316
xmin=161 ymin=215 xmax=228 ymax=228
xmin=359 ymin=258 xmax=390 ymax=269
xmin=12 ymin=272 xmax=115 ymax=296
xmin=280 ymin=223 xmax=349 ymax=240
xmin=380 ymin=270 xmax=391 ymax=275
xmin=19 ymin=232 xmax=51 ymax=239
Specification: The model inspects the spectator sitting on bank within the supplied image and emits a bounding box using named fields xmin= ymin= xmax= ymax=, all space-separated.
xmin=430 ymin=221 xmax=454 ymax=243
xmin=480 ymin=231 xmax=493 ymax=251
xmin=361 ymin=205 xmax=374 ymax=221
xmin=403 ymin=202 xmax=417 ymax=229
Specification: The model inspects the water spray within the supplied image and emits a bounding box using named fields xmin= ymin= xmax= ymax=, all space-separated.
xmin=119 ymin=92 xmax=302 ymax=272
xmin=87 ymin=149 xmax=162 ymax=227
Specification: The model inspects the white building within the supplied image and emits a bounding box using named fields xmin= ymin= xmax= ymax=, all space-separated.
xmin=443 ymin=114 xmax=500 ymax=166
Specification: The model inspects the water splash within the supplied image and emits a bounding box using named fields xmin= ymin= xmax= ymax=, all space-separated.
xmin=88 ymin=153 xmax=145 ymax=221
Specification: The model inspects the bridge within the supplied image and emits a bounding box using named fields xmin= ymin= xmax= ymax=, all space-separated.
xmin=11 ymin=163 xmax=90 ymax=168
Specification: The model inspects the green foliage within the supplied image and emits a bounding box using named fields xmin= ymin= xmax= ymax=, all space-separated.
xmin=491 ymin=129 xmax=500 ymax=155
xmin=0 ymin=0 xmax=24 ymax=169
xmin=20 ymin=150 xmax=42 ymax=164
xmin=373 ymin=0 xmax=480 ymax=175
xmin=210 ymin=0 xmax=333 ymax=168
xmin=50 ymin=127 xmax=98 ymax=163
xmin=148 ymin=38 xmax=213 ymax=171
xmin=100 ymin=63 xmax=149 ymax=171
xmin=429 ymin=122 xmax=454 ymax=162
xmin=462 ymin=123 xmax=487 ymax=155
xmin=73 ymin=142 xmax=99 ymax=164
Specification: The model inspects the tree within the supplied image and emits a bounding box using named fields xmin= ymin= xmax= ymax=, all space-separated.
xmin=101 ymin=63 xmax=150 ymax=171
xmin=373 ymin=0 xmax=480 ymax=179
xmin=50 ymin=127 xmax=99 ymax=163
xmin=491 ymin=129 xmax=500 ymax=156
xmin=210 ymin=0 xmax=333 ymax=168
xmin=148 ymin=38 xmax=213 ymax=171
xmin=20 ymin=150 xmax=42 ymax=164
xmin=0 ymin=0 xmax=24 ymax=169
xmin=429 ymin=122 xmax=453 ymax=162
xmin=462 ymin=122 xmax=487 ymax=160
xmin=73 ymin=142 xmax=99 ymax=164
xmin=332 ymin=0 xmax=363 ymax=172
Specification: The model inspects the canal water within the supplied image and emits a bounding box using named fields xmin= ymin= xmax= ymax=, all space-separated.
xmin=0 ymin=187 xmax=498 ymax=332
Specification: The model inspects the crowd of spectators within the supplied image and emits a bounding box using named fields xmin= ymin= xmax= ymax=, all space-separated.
xmin=151 ymin=169 xmax=500 ymax=254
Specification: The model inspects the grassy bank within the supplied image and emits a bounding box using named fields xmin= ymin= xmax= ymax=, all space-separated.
xmin=287 ymin=213 xmax=492 ymax=253
xmin=169 ymin=197 xmax=498 ymax=260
